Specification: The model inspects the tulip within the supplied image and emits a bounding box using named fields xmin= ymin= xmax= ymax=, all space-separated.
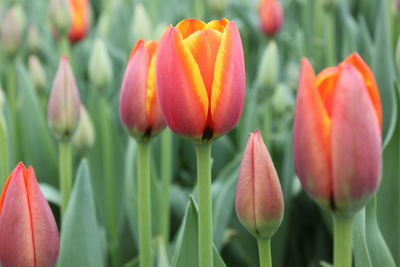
xmin=256 ymin=40 xmax=279 ymax=91
xmin=156 ymin=18 xmax=245 ymax=143
xmin=49 ymin=0 xmax=72 ymax=37
xmin=293 ymin=53 xmax=382 ymax=217
xmin=258 ymin=0 xmax=283 ymax=36
xmin=27 ymin=25 xmax=41 ymax=53
xmin=68 ymin=0 xmax=90 ymax=43
xmin=88 ymin=38 xmax=113 ymax=93
xmin=29 ymin=55 xmax=47 ymax=93
xmin=120 ymin=39 xmax=165 ymax=141
xmin=0 ymin=5 xmax=26 ymax=58
xmin=0 ymin=163 xmax=59 ymax=267
xmin=131 ymin=3 xmax=153 ymax=41
xmin=236 ymin=130 xmax=284 ymax=238
xmin=72 ymin=106 xmax=95 ymax=154
xmin=48 ymin=56 xmax=81 ymax=141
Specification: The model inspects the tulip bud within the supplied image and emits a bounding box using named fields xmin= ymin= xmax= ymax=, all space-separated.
xmin=271 ymin=83 xmax=293 ymax=114
xmin=131 ymin=3 xmax=152 ymax=41
xmin=235 ymin=130 xmax=284 ymax=238
xmin=293 ymin=53 xmax=382 ymax=217
xmin=256 ymin=41 xmax=279 ymax=90
xmin=48 ymin=56 xmax=81 ymax=141
xmin=29 ymin=55 xmax=47 ymax=93
xmin=0 ymin=163 xmax=60 ymax=267
xmin=72 ymin=106 xmax=95 ymax=154
xmin=120 ymin=40 xmax=165 ymax=141
xmin=49 ymin=0 xmax=72 ymax=37
xmin=258 ymin=0 xmax=284 ymax=36
xmin=0 ymin=5 xmax=26 ymax=58
xmin=88 ymin=38 xmax=113 ymax=93
xmin=27 ymin=25 xmax=41 ymax=53
xmin=68 ymin=0 xmax=90 ymax=43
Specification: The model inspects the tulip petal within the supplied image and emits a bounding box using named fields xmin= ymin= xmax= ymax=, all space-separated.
xmin=315 ymin=66 xmax=339 ymax=117
xmin=120 ymin=42 xmax=150 ymax=134
xmin=147 ymin=53 xmax=165 ymax=133
xmin=293 ymin=59 xmax=332 ymax=206
xmin=331 ymin=64 xmax=382 ymax=215
xmin=68 ymin=0 xmax=89 ymax=42
xmin=343 ymin=53 xmax=382 ymax=129
xmin=156 ymin=27 xmax=208 ymax=138
xmin=204 ymin=18 xmax=229 ymax=33
xmin=211 ymin=21 xmax=245 ymax=136
xmin=176 ymin=19 xmax=206 ymax=39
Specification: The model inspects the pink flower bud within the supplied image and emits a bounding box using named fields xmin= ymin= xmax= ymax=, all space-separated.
xmin=0 ymin=5 xmax=25 ymax=58
xmin=0 ymin=163 xmax=59 ymax=267
xmin=235 ymin=130 xmax=284 ymax=238
xmin=48 ymin=56 xmax=81 ymax=141
xmin=258 ymin=0 xmax=284 ymax=36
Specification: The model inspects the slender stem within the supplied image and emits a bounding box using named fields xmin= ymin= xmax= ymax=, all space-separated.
xmin=137 ymin=142 xmax=153 ymax=267
xmin=160 ymin=129 xmax=172 ymax=244
xmin=195 ymin=143 xmax=213 ymax=267
xmin=59 ymin=35 xmax=70 ymax=57
xmin=6 ymin=62 xmax=19 ymax=161
xmin=99 ymin=96 xmax=118 ymax=267
xmin=257 ymin=238 xmax=272 ymax=267
xmin=333 ymin=215 xmax=353 ymax=267
xmin=0 ymin=115 xmax=9 ymax=187
xmin=59 ymin=141 xmax=72 ymax=218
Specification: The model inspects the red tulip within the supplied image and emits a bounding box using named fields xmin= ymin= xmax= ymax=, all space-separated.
xmin=0 ymin=163 xmax=59 ymax=267
xmin=293 ymin=53 xmax=382 ymax=216
xmin=120 ymin=39 xmax=166 ymax=141
xmin=156 ymin=18 xmax=245 ymax=143
xmin=258 ymin=0 xmax=284 ymax=36
xmin=235 ymin=130 xmax=284 ymax=238
xmin=68 ymin=0 xmax=89 ymax=42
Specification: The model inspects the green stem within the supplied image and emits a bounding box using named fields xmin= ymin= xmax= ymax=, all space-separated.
xmin=99 ymin=96 xmax=118 ymax=267
xmin=59 ymin=141 xmax=72 ymax=218
xmin=137 ymin=142 xmax=152 ymax=267
xmin=0 ymin=115 xmax=9 ymax=187
xmin=333 ymin=215 xmax=353 ymax=267
xmin=257 ymin=238 xmax=272 ymax=267
xmin=195 ymin=143 xmax=213 ymax=267
xmin=326 ymin=9 xmax=336 ymax=66
xmin=59 ymin=35 xmax=70 ymax=57
xmin=160 ymin=129 xmax=172 ymax=244
xmin=6 ymin=62 xmax=19 ymax=162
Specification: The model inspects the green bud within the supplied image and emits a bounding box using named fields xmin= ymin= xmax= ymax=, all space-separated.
xmin=29 ymin=55 xmax=47 ymax=93
xmin=88 ymin=38 xmax=113 ymax=93
xmin=0 ymin=5 xmax=26 ymax=58
xmin=271 ymin=83 xmax=293 ymax=114
xmin=27 ymin=25 xmax=41 ymax=53
xmin=49 ymin=0 xmax=71 ymax=37
xmin=72 ymin=106 xmax=95 ymax=154
xmin=131 ymin=3 xmax=152 ymax=41
xmin=256 ymin=41 xmax=279 ymax=90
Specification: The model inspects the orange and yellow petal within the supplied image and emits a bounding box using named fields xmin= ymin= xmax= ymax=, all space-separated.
xmin=204 ymin=18 xmax=229 ymax=33
xmin=156 ymin=27 xmax=209 ymax=138
xmin=293 ymin=59 xmax=332 ymax=204
xmin=210 ymin=21 xmax=245 ymax=135
xmin=176 ymin=19 xmax=206 ymax=39
xmin=315 ymin=66 xmax=339 ymax=117
xmin=68 ymin=0 xmax=89 ymax=42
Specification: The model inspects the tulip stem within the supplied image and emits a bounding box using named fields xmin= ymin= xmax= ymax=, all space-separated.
xmin=333 ymin=215 xmax=353 ymax=267
xmin=137 ymin=142 xmax=153 ymax=267
xmin=0 ymin=115 xmax=9 ymax=187
xmin=257 ymin=238 xmax=272 ymax=267
xmin=59 ymin=141 xmax=72 ymax=218
xmin=59 ymin=35 xmax=70 ymax=57
xmin=160 ymin=129 xmax=172 ymax=244
xmin=195 ymin=143 xmax=213 ymax=267
xmin=6 ymin=62 xmax=19 ymax=161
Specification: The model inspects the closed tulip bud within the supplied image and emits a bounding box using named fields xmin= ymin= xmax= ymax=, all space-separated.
xmin=271 ymin=83 xmax=293 ymax=114
xmin=48 ymin=56 xmax=81 ymax=141
xmin=256 ymin=41 xmax=279 ymax=90
xmin=120 ymin=40 xmax=165 ymax=141
xmin=68 ymin=0 xmax=90 ymax=43
xmin=0 ymin=163 xmax=60 ymax=267
xmin=293 ymin=53 xmax=382 ymax=217
xmin=27 ymin=25 xmax=41 ymax=53
xmin=132 ymin=3 xmax=152 ymax=41
xmin=0 ymin=5 xmax=25 ymax=58
xmin=72 ymin=106 xmax=95 ymax=154
xmin=258 ymin=0 xmax=283 ymax=36
xmin=49 ymin=0 xmax=72 ymax=37
xmin=235 ymin=130 xmax=284 ymax=238
xmin=88 ymin=38 xmax=113 ymax=93
xmin=156 ymin=19 xmax=246 ymax=143
xmin=29 ymin=55 xmax=47 ymax=93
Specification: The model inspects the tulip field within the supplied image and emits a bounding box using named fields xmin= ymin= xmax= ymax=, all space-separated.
xmin=0 ymin=0 xmax=399 ymax=266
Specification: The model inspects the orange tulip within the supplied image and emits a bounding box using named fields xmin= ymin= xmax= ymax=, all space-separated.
xmin=235 ymin=130 xmax=284 ymax=238
xmin=258 ymin=0 xmax=284 ymax=36
xmin=293 ymin=53 xmax=382 ymax=216
xmin=120 ymin=40 xmax=165 ymax=141
xmin=68 ymin=0 xmax=89 ymax=42
xmin=0 ymin=163 xmax=59 ymax=267
xmin=156 ymin=18 xmax=246 ymax=143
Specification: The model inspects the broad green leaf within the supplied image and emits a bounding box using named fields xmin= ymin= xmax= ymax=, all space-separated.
xmin=57 ymin=160 xmax=106 ymax=267
xmin=353 ymin=209 xmax=373 ymax=267
xmin=39 ymin=183 xmax=60 ymax=206
xmin=171 ymin=196 xmax=226 ymax=267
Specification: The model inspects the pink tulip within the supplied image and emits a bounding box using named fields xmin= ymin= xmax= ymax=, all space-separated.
xmin=258 ymin=0 xmax=284 ymax=36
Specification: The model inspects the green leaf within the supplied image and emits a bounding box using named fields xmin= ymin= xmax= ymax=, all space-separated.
xmin=57 ymin=160 xmax=106 ymax=267
xmin=171 ymin=196 xmax=226 ymax=267
xmin=39 ymin=183 xmax=60 ymax=206
xmin=353 ymin=209 xmax=373 ymax=267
